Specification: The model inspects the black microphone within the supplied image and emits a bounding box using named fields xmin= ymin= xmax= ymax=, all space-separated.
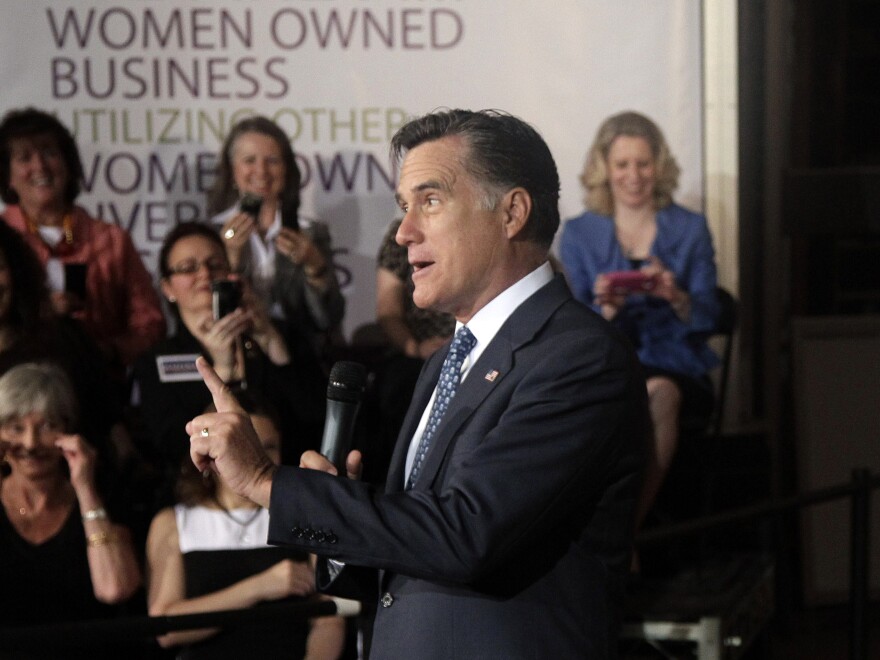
xmin=319 ymin=361 xmax=367 ymax=473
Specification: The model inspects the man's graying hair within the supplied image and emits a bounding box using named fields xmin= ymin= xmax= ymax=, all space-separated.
xmin=391 ymin=109 xmax=560 ymax=249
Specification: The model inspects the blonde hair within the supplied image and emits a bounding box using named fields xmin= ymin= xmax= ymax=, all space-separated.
xmin=580 ymin=111 xmax=680 ymax=216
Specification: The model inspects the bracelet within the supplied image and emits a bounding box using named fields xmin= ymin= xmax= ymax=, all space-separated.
xmin=87 ymin=531 xmax=119 ymax=547
xmin=82 ymin=507 xmax=108 ymax=522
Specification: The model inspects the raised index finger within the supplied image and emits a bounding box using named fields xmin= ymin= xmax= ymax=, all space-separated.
xmin=196 ymin=356 xmax=245 ymax=414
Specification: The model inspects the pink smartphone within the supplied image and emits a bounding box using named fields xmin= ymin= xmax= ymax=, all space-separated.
xmin=605 ymin=270 xmax=658 ymax=294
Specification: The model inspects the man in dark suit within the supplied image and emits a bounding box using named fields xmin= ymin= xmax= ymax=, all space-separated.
xmin=189 ymin=109 xmax=647 ymax=658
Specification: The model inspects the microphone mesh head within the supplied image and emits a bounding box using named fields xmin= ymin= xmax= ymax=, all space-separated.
xmin=327 ymin=361 xmax=367 ymax=402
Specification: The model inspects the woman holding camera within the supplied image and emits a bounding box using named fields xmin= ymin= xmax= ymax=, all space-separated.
xmin=208 ymin=116 xmax=345 ymax=368
xmin=559 ymin=111 xmax=720 ymax=542
xmin=131 ymin=223 xmax=325 ymax=512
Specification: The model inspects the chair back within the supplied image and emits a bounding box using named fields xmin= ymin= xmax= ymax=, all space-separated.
xmin=677 ymin=286 xmax=738 ymax=439
xmin=708 ymin=286 xmax=738 ymax=438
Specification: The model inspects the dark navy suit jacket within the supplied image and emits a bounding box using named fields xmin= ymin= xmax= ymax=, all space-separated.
xmin=269 ymin=276 xmax=647 ymax=659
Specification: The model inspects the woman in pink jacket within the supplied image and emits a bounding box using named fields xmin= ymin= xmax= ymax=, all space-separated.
xmin=0 ymin=107 xmax=165 ymax=371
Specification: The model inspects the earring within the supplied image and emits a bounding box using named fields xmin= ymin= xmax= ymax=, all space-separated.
xmin=167 ymin=296 xmax=177 ymax=303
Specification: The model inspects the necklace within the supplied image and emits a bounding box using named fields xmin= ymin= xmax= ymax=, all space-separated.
xmin=2 ymin=482 xmax=72 ymax=525
xmin=614 ymin=213 xmax=656 ymax=261
xmin=24 ymin=211 xmax=75 ymax=255
xmin=212 ymin=496 xmax=262 ymax=527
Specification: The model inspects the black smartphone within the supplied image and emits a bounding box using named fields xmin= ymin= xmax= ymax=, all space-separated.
xmin=64 ymin=262 xmax=88 ymax=301
xmin=239 ymin=193 xmax=263 ymax=218
xmin=211 ymin=279 xmax=242 ymax=320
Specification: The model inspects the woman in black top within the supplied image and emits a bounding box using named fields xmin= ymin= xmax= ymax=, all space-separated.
xmin=0 ymin=363 xmax=141 ymax=660
xmin=131 ymin=223 xmax=326 ymax=511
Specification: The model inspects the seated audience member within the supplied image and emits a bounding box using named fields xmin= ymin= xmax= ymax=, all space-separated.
xmin=131 ymin=222 xmax=325 ymax=510
xmin=371 ymin=218 xmax=454 ymax=484
xmin=0 ymin=363 xmax=141 ymax=659
xmin=559 ymin=111 xmax=720 ymax=538
xmin=0 ymin=218 xmax=118 ymax=460
xmin=146 ymin=394 xmax=346 ymax=660
xmin=208 ymin=116 xmax=345 ymax=368
xmin=0 ymin=107 xmax=165 ymax=374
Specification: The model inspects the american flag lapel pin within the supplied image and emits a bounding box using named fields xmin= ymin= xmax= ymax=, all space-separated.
xmin=484 ymin=369 xmax=499 ymax=382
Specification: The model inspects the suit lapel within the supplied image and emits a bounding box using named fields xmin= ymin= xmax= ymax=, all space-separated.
xmin=384 ymin=348 xmax=447 ymax=492
xmin=409 ymin=341 xmax=513 ymax=490
xmin=408 ymin=276 xmax=573 ymax=492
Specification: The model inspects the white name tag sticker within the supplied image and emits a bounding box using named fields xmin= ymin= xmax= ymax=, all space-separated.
xmin=156 ymin=354 xmax=203 ymax=383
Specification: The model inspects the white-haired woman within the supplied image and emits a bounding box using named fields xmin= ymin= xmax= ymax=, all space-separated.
xmin=0 ymin=363 xmax=141 ymax=642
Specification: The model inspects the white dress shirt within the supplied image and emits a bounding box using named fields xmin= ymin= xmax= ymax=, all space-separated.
xmin=212 ymin=205 xmax=283 ymax=318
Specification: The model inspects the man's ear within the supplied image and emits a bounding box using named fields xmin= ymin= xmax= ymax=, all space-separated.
xmin=500 ymin=187 xmax=532 ymax=240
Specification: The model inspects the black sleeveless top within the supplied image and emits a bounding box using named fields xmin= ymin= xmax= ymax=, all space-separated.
xmin=0 ymin=505 xmax=126 ymax=660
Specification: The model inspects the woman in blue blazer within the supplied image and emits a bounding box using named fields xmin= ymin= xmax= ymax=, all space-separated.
xmin=560 ymin=111 xmax=720 ymax=545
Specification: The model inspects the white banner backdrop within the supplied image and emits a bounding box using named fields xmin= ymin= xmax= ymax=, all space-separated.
xmin=0 ymin=1 xmax=703 ymax=339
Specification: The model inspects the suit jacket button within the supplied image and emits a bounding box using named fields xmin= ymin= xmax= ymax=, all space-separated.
xmin=326 ymin=533 xmax=338 ymax=544
xmin=314 ymin=531 xmax=326 ymax=542
xmin=380 ymin=592 xmax=394 ymax=608
xmin=292 ymin=526 xmax=304 ymax=538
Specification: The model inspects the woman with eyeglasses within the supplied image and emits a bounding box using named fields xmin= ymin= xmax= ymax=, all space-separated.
xmin=131 ymin=223 xmax=325 ymax=512
xmin=0 ymin=362 xmax=142 ymax=659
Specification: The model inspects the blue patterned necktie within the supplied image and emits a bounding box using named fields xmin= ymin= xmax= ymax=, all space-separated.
xmin=406 ymin=326 xmax=477 ymax=489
